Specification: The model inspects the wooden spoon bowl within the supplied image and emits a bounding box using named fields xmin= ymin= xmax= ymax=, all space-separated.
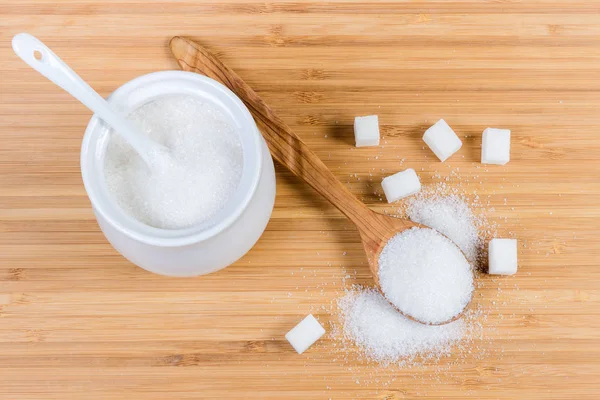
xmin=169 ymin=36 xmax=472 ymax=325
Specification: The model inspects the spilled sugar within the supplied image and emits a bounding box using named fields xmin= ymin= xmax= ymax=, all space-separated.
xmin=338 ymin=287 xmax=466 ymax=365
xmin=406 ymin=193 xmax=481 ymax=263
xmin=378 ymin=227 xmax=474 ymax=324
xmin=104 ymin=95 xmax=243 ymax=229
xmin=401 ymin=183 xmax=499 ymax=269
xmin=334 ymin=185 xmax=493 ymax=367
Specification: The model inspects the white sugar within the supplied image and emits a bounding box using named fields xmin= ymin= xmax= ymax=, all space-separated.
xmin=338 ymin=287 xmax=465 ymax=364
xmin=381 ymin=168 xmax=421 ymax=203
xmin=481 ymin=128 xmax=511 ymax=165
xmin=488 ymin=238 xmax=518 ymax=275
xmin=334 ymin=181 xmax=494 ymax=371
xmin=104 ymin=95 xmax=243 ymax=229
xmin=353 ymin=115 xmax=380 ymax=147
xmin=378 ymin=227 xmax=473 ymax=324
xmin=422 ymin=119 xmax=462 ymax=162
xmin=285 ymin=314 xmax=326 ymax=354
xmin=406 ymin=193 xmax=480 ymax=263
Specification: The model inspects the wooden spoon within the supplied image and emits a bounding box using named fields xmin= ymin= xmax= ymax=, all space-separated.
xmin=169 ymin=36 xmax=472 ymax=325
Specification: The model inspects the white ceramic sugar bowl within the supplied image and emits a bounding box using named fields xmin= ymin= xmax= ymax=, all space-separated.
xmin=81 ymin=71 xmax=275 ymax=276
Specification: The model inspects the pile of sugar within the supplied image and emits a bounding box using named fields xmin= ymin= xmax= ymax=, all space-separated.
xmin=104 ymin=95 xmax=243 ymax=229
xmin=334 ymin=187 xmax=492 ymax=367
xmin=378 ymin=227 xmax=474 ymax=324
xmin=338 ymin=287 xmax=465 ymax=365
xmin=406 ymin=193 xmax=481 ymax=263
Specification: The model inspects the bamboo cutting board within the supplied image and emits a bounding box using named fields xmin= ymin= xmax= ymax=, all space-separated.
xmin=1 ymin=1 xmax=599 ymax=399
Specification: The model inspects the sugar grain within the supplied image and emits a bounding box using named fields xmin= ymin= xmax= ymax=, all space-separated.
xmin=378 ymin=227 xmax=474 ymax=324
xmin=406 ymin=193 xmax=480 ymax=262
xmin=104 ymin=95 xmax=243 ymax=229
xmin=338 ymin=287 xmax=465 ymax=365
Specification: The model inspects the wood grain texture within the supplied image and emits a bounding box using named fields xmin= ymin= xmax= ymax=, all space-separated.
xmin=169 ymin=36 xmax=425 ymax=319
xmin=1 ymin=1 xmax=599 ymax=399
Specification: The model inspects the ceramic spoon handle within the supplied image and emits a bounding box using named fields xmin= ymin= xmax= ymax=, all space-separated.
xmin=12 ymin=33 xmax=164 ymax=165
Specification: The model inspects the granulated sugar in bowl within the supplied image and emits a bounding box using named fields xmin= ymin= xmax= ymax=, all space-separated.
xmin=81 ymin=71 xmax=276 ymax=276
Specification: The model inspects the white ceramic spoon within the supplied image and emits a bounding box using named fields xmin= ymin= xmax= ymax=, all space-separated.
xmin=12 ymin=33 xmax=167 ymax=167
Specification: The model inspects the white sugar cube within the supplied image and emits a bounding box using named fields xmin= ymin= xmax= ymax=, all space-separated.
xmin=381 ymin=168 xmax=421 ymax=203
xmin=422 ymin=119 xmax=462 ymax=162
xmin=285 ymin=314 xmax=326 ymax=354
xmin=488 ymin=238 xmax=518 ymax=275
xmin=354 ymin=115 xmax=380 ymax=147
xmin=481 ymin=128 xmax=511 ymax=165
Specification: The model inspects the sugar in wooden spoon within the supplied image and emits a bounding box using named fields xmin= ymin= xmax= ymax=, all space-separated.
xmin=170 ymin=36 xmax=473 ymax=325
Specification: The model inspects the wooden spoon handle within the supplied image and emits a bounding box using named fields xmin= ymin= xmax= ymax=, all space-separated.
xmin=170 ymin=36 xmax=374 ymax=229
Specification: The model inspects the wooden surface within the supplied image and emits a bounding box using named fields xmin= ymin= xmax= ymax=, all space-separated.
xmin=1 ymin=1 xmax=599 ymax=398
xmin=170 ymin=36 xmax=423 ymax=314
